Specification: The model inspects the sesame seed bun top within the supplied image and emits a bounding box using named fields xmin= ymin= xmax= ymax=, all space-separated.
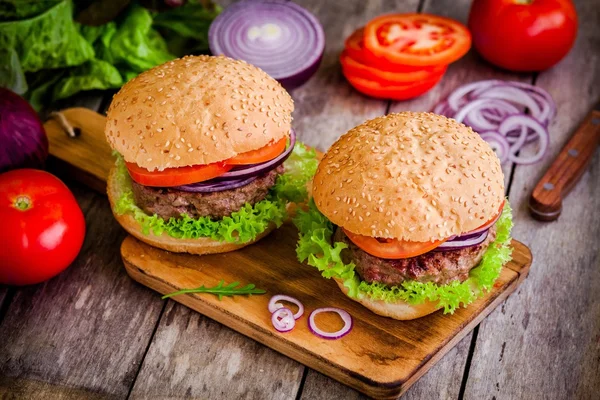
xmin=312 ymin=112 xmax=505 ymax=242
xmin=105 ymin=55 xmax=294 ymax=171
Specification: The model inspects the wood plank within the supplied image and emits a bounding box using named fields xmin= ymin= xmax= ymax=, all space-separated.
xmin=0 ymin=186 xmax=165 ymax=398
xmin=301 ymin=333 xmax=472 ymax=400
xmin=120 ymin=222 xmax=531 ymax=399
xmin=45 ymin=108 xmax=114 ymax=194
xmin=464 ymin=0 xmax=600 ymax=398
xmin=289 ymin=0 xmax=421 ymax=151
xmin=129 ymin=301 xmax=304 ymax=400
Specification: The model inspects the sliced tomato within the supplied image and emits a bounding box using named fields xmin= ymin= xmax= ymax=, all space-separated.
xmin=126 ymin=161 xmax=233 ymax=187
xmin=363 ymin=13 xmax=471 ymax=67
xmin=344 ymin=72 xmax=443 ymax=100
xmin=345 ymin=28 xmax=436 ymax=72
xmin=340 ymin=50 xmax=446 ymax=85
xmin=343 ymin=228 xmax=446 ymax=259
xmin=227 ymin=136 xmax=287 ymax=165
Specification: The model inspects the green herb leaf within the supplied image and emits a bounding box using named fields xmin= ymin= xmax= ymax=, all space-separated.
xmin=162 ymin=280 xmax=266 ymax=300
xmin=293 ymin=199 xmax=514 ymax=314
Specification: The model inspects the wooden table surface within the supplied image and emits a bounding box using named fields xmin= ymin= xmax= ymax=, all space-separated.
xmin=1 ymin=0 xmax=599 ymax=399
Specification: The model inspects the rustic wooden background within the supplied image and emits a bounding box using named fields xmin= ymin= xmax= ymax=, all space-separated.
xmin=1 ymin=0 xmax=598 ymax=399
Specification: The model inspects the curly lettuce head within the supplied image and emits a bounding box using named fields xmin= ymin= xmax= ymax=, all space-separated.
xmin=293 ymin=199 xmax=513 ymax=314
xmin=113 ymin=142 xmax=318 ymax=244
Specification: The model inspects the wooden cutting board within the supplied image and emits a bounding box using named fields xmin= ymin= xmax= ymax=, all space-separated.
xmin=46 ymin=108 xmax=533 ymax=399
xmin=122 ymin=230 xmax=531 ymax=399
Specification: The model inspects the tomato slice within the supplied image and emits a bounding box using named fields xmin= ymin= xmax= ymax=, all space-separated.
xmin=343 ymin=228 xmax=446 ymax=259
xmin=340 ymin=50 xmax=446 ymax=85
xmin=126 ymin=161 xmax=233 ymax=187
xmin=344 ymin=72 xmax=443 ymax=100
xmin=227 ymin=136 xmax=287 ymax=165
xmin=345 ymin=28 xmax=438 ymax=72
xmin=363 ymin=13 xmax=471 ymax=67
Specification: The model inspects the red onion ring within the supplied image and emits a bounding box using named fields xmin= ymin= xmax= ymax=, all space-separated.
xmin=433 ymin=80 xmax=555 ymax=165
xmin=209 ymin=0 xmax=325 ymax=90
xmin=308 ymin=307 xmax=353 ymax=340
xmin=501 ymin=115 xmax=549 ymax=165
xmin=271 ymin=307 xmax=296 ymax=332
xmin=434 ymin=230 xmax=489 ymax=251
xmin=174 ymin=175 xmax=258 ymax=192
xmin=268 ymin=295 xmax=304 ymax=320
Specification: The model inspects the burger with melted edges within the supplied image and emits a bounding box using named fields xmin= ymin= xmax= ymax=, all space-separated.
xmin=106 ymin=55 xmax=317 ymax=255
xmin=295 ymin=112 xmax=513 ymax=320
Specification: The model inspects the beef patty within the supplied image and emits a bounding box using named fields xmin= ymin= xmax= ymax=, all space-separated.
xmin=131 ymin=165 xmax=283 ymax=220
xmin=334 ymin=226 xmax=496 ymax=287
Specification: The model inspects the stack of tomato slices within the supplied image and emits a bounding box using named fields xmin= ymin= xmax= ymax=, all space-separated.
xmin=343 ymin=201 xmax=504 ymax=259
xmin=126 ymin=133 xmax=292 ymax=188
xmin=341 ymin=14 xmax=472 ymax=101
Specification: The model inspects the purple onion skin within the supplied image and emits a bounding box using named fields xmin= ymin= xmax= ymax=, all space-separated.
xmin=0 ymin=88 xmax=49 ymax=173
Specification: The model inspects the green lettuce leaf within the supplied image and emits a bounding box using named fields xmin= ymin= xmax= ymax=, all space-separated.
xmin=152 ymin=0 xmax=221 ymax=56
xmin=271 ymin=142 xmax=319 ymax=203
xmin=51 ymin=59 xmax=123 ymax=101
xmin=109 ymin=5 xmax=174 ymax=75
xmin=0 ymin=0 xmax=62 ymax=22
xmin=294 ymin=200 xmax=514 ymax=313
xmin=113 ymin=142 xmax=317 ymax=243
xmin=0 ymin=1 xmax=94 ymax=73
xmin=0 ymin=47 xmax=27 ymax=94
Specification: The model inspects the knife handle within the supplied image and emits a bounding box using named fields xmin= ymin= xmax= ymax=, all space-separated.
xmin=529 ymin=109 xmax=600 ymax=221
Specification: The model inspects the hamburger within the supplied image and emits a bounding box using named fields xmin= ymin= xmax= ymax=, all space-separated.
xmin=105 ymin=55 xmax=317 ymax=255
xmin=295 ymin=112 xmax=513 ymax=320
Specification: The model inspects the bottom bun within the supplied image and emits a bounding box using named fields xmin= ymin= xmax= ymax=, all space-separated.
xmin=333 ymin=277 xmax=442 ymax=320
xmin=107 ymin=166 xmax=275 ymax=255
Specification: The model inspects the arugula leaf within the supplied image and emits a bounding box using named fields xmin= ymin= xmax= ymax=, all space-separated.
xmin=162 ymin=280 xmax=266 ymax=300
xmin=113 ymin=142 xmax=318 ymax=244
xmin=293 ymin=199 xmax=514 ymax=314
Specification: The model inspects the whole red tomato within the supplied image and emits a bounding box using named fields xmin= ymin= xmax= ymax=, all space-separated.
xmin=468 ymin=0 xmax=578 ymax=72
xmin=0 ymin=169 xmax=86 ymax=285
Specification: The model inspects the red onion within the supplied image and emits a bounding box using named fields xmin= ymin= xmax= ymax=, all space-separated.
xmin=433 ymin=80 xmax=555 ymax=165
xmin=209 ymin=0 xmax=325 ymax=90
xmin=500 ymin=115 xmax=549 ymax=165
xmin=268 ymin=295 xmax=304 ymax=320
xmin=435 ymin=230 xmax=489 ymax=251
xmin=0 ymin=88 xmax=48 ymax=172
xmin=174 ymin=175 xmax=258 ymax=192
xmin=308 ymin=307 xmax=353 ymax=340
xmin=271 ymin=307 xmax=296 ymax=332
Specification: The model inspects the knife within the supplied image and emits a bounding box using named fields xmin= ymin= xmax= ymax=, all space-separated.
xmin=529 ymin=101 xmax=600 ymax=221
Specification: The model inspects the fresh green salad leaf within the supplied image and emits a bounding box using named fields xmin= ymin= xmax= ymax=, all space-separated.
xmin=162 ymin=280 xmax=266 ymax=300
xmin=153 ymin=0 xmax=221 ymax=56
xmin=113 ymin=142 xmax=318 ymax=244
xmin=271 ymin=142 xmax=319 ymax=203
xmin=0 ymin=47 xmax=27 ymax=94
xmin=0 ymin=0 xmax=219 ymax=110
xmin=0 ymin=0 xmax=62 ymax=21
xmin=294 ymin=200 xmax=513 ymax=314
xmin=109 ymin=4 xmax=174 ymax=75
xmin=0 ymin=1 xmax=94 ymax=73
